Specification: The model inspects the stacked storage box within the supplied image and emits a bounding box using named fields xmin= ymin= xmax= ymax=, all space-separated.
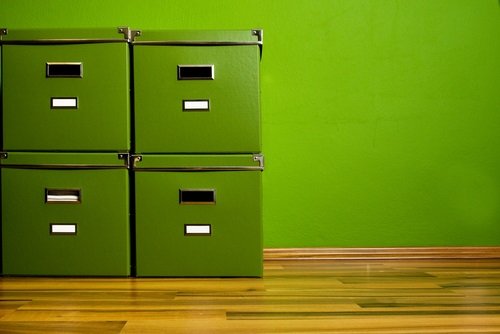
xmin=0 ymin=28 xmax=131 ymax=276
xmin=132 ymin=30 xmax=264 ymax=277
xmin=0 ymin=28 xmax=263 ymax=277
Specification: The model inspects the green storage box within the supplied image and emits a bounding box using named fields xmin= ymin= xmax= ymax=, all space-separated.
xmin=1 ymin=28 xmax=130 ymax=151
xmin=0 ymin=45 xmax=2 ymax=107
xmin=134 ymin=154 xmax=263 ymax=277
xmin=1 ymin=152 xmax=130 ymax=276
xmin=133 ymin=30 xmax=262 ymax=153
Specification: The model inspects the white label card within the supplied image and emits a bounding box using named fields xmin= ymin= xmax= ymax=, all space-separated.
xmin=51 ymin=98 xmax=78 ymax=108
xmin=185 ymin=225 xmax=211 ymax=235
xmin=51 ymin=224 xmax=77 ymax=234
xmin=183 ymin=100 xmax=210 ymax=111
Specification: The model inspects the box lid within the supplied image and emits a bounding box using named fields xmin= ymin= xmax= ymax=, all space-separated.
xmin=132 ymin=154 xmax=264 ymax=171
xmin=0 ymin=152 xmax=129 ymax=169
xmin=0 ymin=27 xmax=132 ymax=44
xmin=132 ymin=29 xmax=263 ymax=49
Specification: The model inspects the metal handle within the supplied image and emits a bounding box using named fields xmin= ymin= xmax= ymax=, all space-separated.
xmin=184 ymin=224 xmax=211 ymax=236
xmin=51 ymin=97 xmax=78 ymax=109
xmin=177 ymin=65 xmax=214 ymax=80
xmin=50 ymin=224 xmax=77 ymax=235
xmin=179 ymin=189 xmax=216 ymax=205
xmin=46 ymin=189 xmax=81 ymax=204
xmin=46 ymin=62 xmax=83 ymax=78
xmin=183 ymin=99 xmax=210 ymax=111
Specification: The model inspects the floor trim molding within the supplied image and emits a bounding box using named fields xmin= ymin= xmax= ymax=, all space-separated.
xmin=264 ymin=247 xmax=500 ymax=260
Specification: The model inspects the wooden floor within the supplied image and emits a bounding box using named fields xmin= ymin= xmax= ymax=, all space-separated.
xmin=0 ymin=259 xmax=500 ymax=333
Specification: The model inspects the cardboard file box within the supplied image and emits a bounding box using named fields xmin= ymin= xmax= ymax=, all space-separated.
xmin=133 ymin=30 xmax=262 ymax=153
xmin=1 ymin=152 xmax=130 ymax=276
xmin=1 ymin=29 xmax=130 ymax=151
xmin=134 ymin=154 xmax=263 ymax=277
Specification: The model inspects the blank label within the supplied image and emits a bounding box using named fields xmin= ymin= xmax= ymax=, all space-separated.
xmin=185 ymin=224 xmax=211 ymax=236
xmin=51 ymin=97 xmax=78 ymax=109
xmin=50 ymin=224 xmax=77 ymax=235
xmin=183 ymin=100 xmax=210 ymax=111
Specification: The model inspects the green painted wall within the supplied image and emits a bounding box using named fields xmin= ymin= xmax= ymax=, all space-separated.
xmin=2 ymin=0 xmax=500 ymax=247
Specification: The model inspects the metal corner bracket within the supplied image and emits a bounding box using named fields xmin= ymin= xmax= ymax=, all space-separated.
xmin=253 ymin=154 xmax=264 ymax=170
xmin=130 ymin=154 xmax=143 ymax=168
xmin=252 ymin=29 xmax=263 ymax=43
xmin=252 ymin=29 xmax=263 ymax=58
xmin=0 ymin=28 xmax=7 ymax=40
xmin=117 ymin=27 xmax=142 ymax=42
xmin=117 ymin=153 xmax=130 ymax=168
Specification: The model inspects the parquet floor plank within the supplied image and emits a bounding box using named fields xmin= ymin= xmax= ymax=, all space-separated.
xmin=1 ymin=259 xmax=499 ymax=333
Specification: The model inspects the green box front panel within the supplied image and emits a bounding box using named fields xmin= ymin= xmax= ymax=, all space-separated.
xmin=0 ymin=44 xmax=2 ymax=133
xmin=2 ymin=167 xmax=130 ymax=276
xmin=2 ymin=43 xmax=130 ymax=151
xmin=134 ymin=45 xmax=260 ymax=153
xmin=135 ymin=167 xmax=262 ymax=277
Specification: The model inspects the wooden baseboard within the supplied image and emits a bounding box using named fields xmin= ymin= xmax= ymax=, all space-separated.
xmin=264 ymin=247 xmax=500 ymax=260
